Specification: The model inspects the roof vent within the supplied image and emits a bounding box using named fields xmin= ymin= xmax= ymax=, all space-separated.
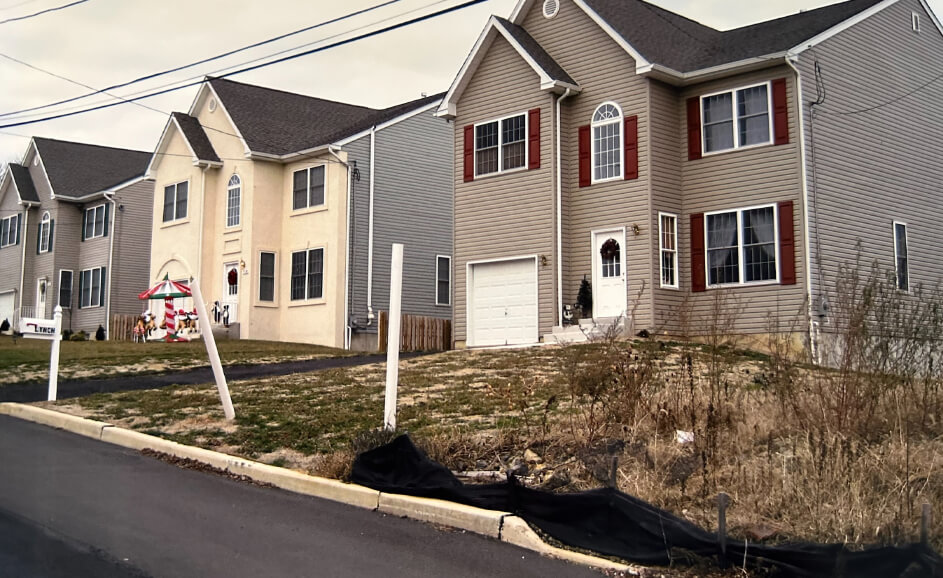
xmin=543 ymin=0 xmax=559 ymax=19
xmin=912 ymin=11 xmax=920 ymax=32
xmin=208 ymin=98 xmax=218 ymax=113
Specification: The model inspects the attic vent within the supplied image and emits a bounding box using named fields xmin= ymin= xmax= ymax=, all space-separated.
xmin=32 ymin=156 xmax=38 ymax=166
xmin=208 ymin=98 xmax=218 ymax=113
xmin=543 ymin=0 xmax=559 ymax=19
xmin=912 ymin=11 xmax=920 ymax=32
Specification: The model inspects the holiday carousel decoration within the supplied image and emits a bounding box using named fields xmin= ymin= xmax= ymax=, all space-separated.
xmin=138 ymin=275 xmax=191 ymax=342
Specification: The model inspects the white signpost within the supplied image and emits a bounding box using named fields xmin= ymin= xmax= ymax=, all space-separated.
xmin=383 ymin=243 xmax=404 ymax=431
xmin=20 ymin=305 xmax=63 ymax=401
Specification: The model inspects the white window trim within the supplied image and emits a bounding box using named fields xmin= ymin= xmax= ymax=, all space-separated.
xmin=292 ymin=165 xmax=326 ymax=211
xmin=590 ymin=101 xmax=624 ymax=184
xmin=258 ymin=250 xmax=277 ymax=304
xmin=163 ymin=180 xmax=190 ymax=222
xmin=58 ymin=269 xmax=73 ymax=309
xmin=893 ymin=220 xmax=910 ymax=293
xmin=704 ymin=203 xmax=780 ymax=288
xmin=288 ymin=246 xmax=326 ymax=303
xmin=0 ymin=214 xmax=16 ymax=248
xmin=226 ymin=174 xmax=241 ymax=228
xmin=436 ymin=254 xmax=451 ymax=306
xmin=700 ymin=81 xmax=774 ymax=156
xmin=79 ymin=266 xmax=105 ymax=309
xmin=39 ymin=211 xmax=51 ymax=253
xmin=473 ymin=111 xmax=529 ymax=178
xmin=658 ymin=212 xmax=679 ymax=289
xmin=85 ymin=204 xmax=106 ymax=239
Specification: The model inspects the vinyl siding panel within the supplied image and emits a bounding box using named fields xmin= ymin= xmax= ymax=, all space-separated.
xmin=453 ymin=35 xmax=555 ymax=343
xmin=798 ymin=0 xmax=943 ymax=327
xmin=346 ymin=135 xmax=372 ymax=329
xmin=0 ymin=180 xmax=24 ymax=308
xmin=109 ymin=180 xmax=154 ymax=321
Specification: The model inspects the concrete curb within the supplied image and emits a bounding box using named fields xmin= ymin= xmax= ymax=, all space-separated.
xmin=1 ymin=402 xmax=639 ymax=573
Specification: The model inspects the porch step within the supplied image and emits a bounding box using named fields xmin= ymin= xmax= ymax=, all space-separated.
xmin=211 ymin=322 xmax=240 ymax=340
xmin=544 ymin=317 xmax=624 ymax=344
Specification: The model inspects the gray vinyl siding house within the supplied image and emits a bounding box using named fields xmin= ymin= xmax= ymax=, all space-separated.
xmin=0 ymin=137 xmax=153 ymax=337
xmin=440 ymin=0 xmax=943 ymax=354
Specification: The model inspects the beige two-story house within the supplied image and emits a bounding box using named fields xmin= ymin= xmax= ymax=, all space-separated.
xmin=148 ymin=77 xmax=452 ymax=349
xmin=438 ymin=0 xmax=943 ymax=353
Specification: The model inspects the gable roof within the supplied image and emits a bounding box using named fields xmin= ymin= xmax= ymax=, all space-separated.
xmin=32 ymin=137 xmax=151 ymax=200
xmin=171 ymin=112 xmax=221 ymax=164
xmin=8 ymin=163 xmax=39 ymax=203
xmin=494 ymin=17 xmax=577 ymax=86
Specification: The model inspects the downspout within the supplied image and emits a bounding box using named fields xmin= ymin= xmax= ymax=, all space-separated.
xmin=786 ymin=57 xmax=817 ymax=362
xmin=366 ymin=126 xmax=377 ymax=325
xmin=556 ymin=88 xmax=574 ymax=327
xmin=17 ymin=204 xmax=31 ymax=321
xmin=329 ymin=145 xmax=352 ymax=350
xmin=104 ymin=191 xmax=117 ymax=339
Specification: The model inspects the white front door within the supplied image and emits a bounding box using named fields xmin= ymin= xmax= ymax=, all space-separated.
xmin=36 ymin=278 xmax=48 ymax=318
xmin=221 ymin=263 xmax=239 ymax=324
xmin=592 ymin=229 xmax=626 ymax=318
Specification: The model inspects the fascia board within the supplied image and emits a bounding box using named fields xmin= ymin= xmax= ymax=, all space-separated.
xmin=437 ymin=18 xmax=500 ymax=119
xmin=337 ymin=100 xmax=443 ymax=146
xmin=919 ymin=0 xmax=943 ymax=37
xmin=572 ymin=0 xmax=652 ymax=71
xmin=190 ymin=81 xmax=252 ymax=157
xmin=786 ymin=0 xmax=898 ymax=57
xmin=146 ymin=116 xmax=178 ymax=176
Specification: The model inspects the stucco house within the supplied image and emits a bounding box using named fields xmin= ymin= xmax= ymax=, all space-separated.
xmin=437 ymin=0 xmax=943 ymax=353
xmin=147 ymin=77 xmax=451 ymax=349
xmin=0 ymin=137 xmax=153 ymax=336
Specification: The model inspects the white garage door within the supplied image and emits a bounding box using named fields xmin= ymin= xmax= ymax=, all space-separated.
xmin=0 ymin=291 xmax=14 ymax=331
xmin=469 ymin=258 xmax=538 ymax=347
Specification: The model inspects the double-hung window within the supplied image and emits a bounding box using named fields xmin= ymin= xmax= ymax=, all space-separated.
xmin=592 ymin=103 xmax=623 ymax=182
xmin=226 ymin=175 xmax=241 ymax=227
xmin=292 ymin=166 xmax=325 ymax=210
xmin=0 ymin=214 xmax=17 ymax=247
xmin=163 ymin=181 xmax=188 ymax=222
xmin=702 ymin=82 xmax=772 ymax=154
xmin=290 ymin=248 xmax=323 ymax=301
xmin=79 ymin=267 xmax=105 ymax=308
xmin=894 ymin=222 xmax=909 ymax=291
xmin=259 ymin=251 xmax=275 ymax=302
xmin=475 ymin=113 xmax=526 ymax=176
xmin=84 ymin=204 xmax=106 ymax=239
xmin=706 ymin=205 xmax=778 ymax=286
xmin=436 ymin=255 xmax=451 ymax=306
xmin=659 ymin=213 xmax=678 ymax=288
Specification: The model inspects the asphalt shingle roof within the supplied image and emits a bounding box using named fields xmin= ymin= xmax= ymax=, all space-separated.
xmin=207 ymin=77 xmax=443 ymax=156
xmin=32 ymin=137 xmax=151 ymax=200
xmin=582 ymin=0 xmax=886 ymax=72
xmin=8 ymin=163 xmax=39 ymax=203
xmin=172 ymin=112 xmax=221 ymax=163
xmin=495 ymin=17 xmax=576 ymax=86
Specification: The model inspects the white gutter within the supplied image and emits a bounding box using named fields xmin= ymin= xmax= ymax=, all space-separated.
xmin=328 ymin=145 xmax=352 ymax=350
xmin=786 ymin=57 xmax=818 ymax=363
xmin=555 ymin=88 xmax=575 ymax=327
xmin=103 ymin=192 xmax=117 ymax=339
xmin=366 ymin=126 xmax=376 ymax=324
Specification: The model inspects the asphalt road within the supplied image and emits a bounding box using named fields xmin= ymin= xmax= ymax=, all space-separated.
xmin=0 ymin=415 xmax=602 ymax=577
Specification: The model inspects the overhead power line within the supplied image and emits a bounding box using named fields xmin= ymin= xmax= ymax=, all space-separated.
xmin=0 ymin=0 xmax=403 ymax=119
xmin=0 ymin=0 xmax=88 ymax=25
xmin=0 ymin=0 xmax=485 ymax=130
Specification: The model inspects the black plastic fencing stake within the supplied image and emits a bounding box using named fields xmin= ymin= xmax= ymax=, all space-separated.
xmin=610 ymin=455 xmax=619 ymax=489
xmin=921 ymin=503 xmax=931 ymax=546
xmin=717 ymin=492 xmax=730 ymax=568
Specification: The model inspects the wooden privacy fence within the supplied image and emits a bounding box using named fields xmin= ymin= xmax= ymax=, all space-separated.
xmin=110 ymin=314 xmax=139 ymax=341
xmin=378 ymin=311 xmax=451 ymax=353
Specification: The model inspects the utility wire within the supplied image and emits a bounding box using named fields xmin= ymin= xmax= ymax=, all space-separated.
xmin=0 ymin=0 xmax=403 ymax=119
xmin=0 ymin=0 xmax=485 ymax=130
xmin=0 ymin=0 xmax=87 ymax=25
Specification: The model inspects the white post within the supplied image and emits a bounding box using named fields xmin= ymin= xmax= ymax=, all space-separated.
xmin=47 ymin=305 xmax=63 ymax=401
xmin=190 ymin=279 xmax=235 ymax=420
xmin=384 ymin=243 xmax=404 ymax=431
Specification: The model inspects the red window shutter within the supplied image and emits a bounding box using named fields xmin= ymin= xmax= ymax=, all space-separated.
xmin=686 ymin=97 xmax=702 ymax=161
xmin=624 ymin=115 xmax=638 ymax=180
xmin=578 ymin=125 xmax=591 ymax=188
xmin=691 ymin=213 xmax=706 ymax=292
xmin=528 ymin=108 xmax=540 ymax=170
xmin=778 ymin=200 xmax=797 ymax=285
xmin=463 ymin=125 xmax=474 ymax=182
xmin=772 ymin=77 xmax=789 ymax=145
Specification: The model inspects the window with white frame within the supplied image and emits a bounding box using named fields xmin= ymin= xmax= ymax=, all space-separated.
xmin=475 ymin=113 xmax=526 ymax=176
xmin=226 ymin=175 xmax=241 ymax=227
xmin=79 ymin=267 xmax=105 ymax=308
xmin=290 ymin=248 xmax=323 ymax=301
xmin=39 ymin=212 xmax=51 ymax=253
xmin=702 ymin=82 xmax=771 ymax=154
xmin=84 ymin=204 xmax=106 ymax=239
xmin=292 ymin=166 xmax=325 ymax=210
xmin=436 ymin=255 xmax=451 ymax=306
xmin=0 ymin=214 xmax=17 ymax=247
xmin=162 ymin=181 xmax=188 ymax=222
xmin=659 ymin=213 xmax=678 ymax=288
xmin=706 ymin=205 xmax=778 ymax=286
xmin=894 ymin=222 xmax=909 ymax=291
xmin=58 ymin=270 xmax=72 ymax=308
xmin=592 ymin=102 xmax=623 ymax=182
xmin=259 ymin=251 xmax=275 ymax=302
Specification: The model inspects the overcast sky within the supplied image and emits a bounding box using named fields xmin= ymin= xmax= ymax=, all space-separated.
xmin=0 ymin=0 xmax=939 ymax=163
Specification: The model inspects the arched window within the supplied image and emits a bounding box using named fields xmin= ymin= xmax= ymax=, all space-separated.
xmin=39 ymin=211 xmax=52 ymax=253
xmin=226 ymin=174 xmax=241 ymax=228
xmin=591 ymin=102 xmax=623 ymax=182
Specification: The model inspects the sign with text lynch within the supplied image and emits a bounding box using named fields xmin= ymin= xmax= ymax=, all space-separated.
xmin=20 ymin=317 xmax=61 ymax=340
